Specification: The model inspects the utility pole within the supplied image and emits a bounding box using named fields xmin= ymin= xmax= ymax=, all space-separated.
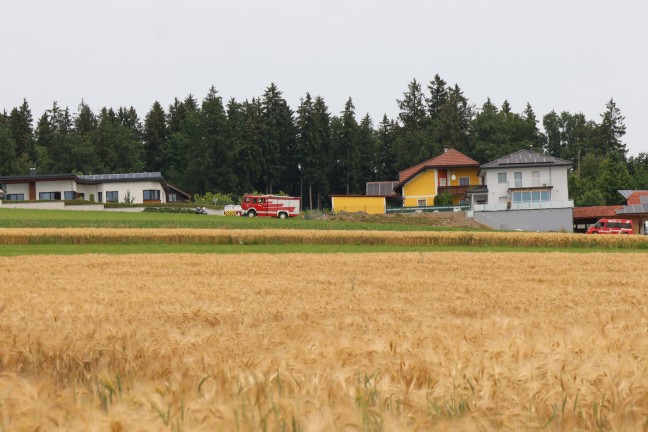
xmin=577 ymin=148 xmax=581 ymax=179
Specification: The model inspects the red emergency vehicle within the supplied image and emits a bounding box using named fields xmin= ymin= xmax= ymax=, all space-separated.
xmin=240 ymin=194 xmax=301 ymax=218
xmin=586 ymin=218 xmax=633 ymax=234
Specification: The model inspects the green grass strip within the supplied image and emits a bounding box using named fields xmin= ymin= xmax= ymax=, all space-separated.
xmin=0 ymin=208 xmax=479 ymax=231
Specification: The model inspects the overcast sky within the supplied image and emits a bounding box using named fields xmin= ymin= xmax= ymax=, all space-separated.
xmin=2 ymin=0 xmax=646 ymax=155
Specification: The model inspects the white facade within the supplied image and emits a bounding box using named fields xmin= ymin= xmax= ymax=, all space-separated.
xmin=480 ymin=165 xmax=571 ymax=209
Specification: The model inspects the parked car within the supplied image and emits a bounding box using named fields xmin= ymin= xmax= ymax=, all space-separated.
xmin=586 ymin=218 xmax=633 ymax=234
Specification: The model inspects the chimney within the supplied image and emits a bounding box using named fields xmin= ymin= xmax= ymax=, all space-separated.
xmin=443 ymin=146 xmax=449 ymax=153
xmin=29 ymin=167 xmax=37 ymax=176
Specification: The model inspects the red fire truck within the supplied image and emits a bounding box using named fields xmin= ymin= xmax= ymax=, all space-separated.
xmin=240 ymin=194 xmax=301 ymax=218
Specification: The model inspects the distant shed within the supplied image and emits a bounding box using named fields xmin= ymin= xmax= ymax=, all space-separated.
xmin=331 ymin=195 xmax=386 ymax=215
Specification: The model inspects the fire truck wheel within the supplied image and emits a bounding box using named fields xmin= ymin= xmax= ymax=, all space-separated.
xmin=247 ymin=210 xmax=256 ymax=218
xmin=278 ymin=212 xmax=287 ymax=219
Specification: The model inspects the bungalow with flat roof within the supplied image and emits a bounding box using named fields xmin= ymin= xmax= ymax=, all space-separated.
xmin=0 ymin=170 xmax=191 ymax=204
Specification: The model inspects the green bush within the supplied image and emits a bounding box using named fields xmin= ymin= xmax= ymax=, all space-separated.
xmin=434 ymin=192 xmax=454 ymax=206
xmin=194 ymin=192 xmax=235 ymax=206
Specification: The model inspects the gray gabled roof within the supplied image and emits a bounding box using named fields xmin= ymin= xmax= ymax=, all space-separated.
xmin=480 ymin=149 xmax=573 ymax=169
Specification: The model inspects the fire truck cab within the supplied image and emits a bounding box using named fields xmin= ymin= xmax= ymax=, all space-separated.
xmin=240 ymin=194 xmax=301 ymax=219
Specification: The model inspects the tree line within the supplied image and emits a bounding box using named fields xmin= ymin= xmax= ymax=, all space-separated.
xmin=1 ymin=75 xmax=646 ymax=208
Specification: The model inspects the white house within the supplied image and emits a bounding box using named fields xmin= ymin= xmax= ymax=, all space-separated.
xmin=0 ymin=170 xmax=191 ymax=204
xmin=467 ymin=150 xmax=574 ymax=232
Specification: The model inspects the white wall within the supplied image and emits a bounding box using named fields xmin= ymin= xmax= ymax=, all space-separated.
xmin=4 ymin=183 xmax=29 ymax=198
xmin=92 ymin=181 xmax=166 ymax=204
xmin=35 ymin=179 xmax=78 ymax=199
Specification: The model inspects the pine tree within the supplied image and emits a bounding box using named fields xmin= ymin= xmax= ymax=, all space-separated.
xmin=337 ymin=98 xmax=360 ymax=194
xmin=375 ymin=115 xmax=398 ymax=180
xmin=394 ymin=79 xmax=430 ymax=170
xmin=521 ymin=103 xmax=544 ymax=152
xmin=437 ymin=84 xmax=473 ymax=153
xmin=0 ymin=123 xmax=18 ymax=175
xmin=357 ymin=114 xmax=378 ymax=184
xmin=226 ymin=98 xmax=246 ymax=194
xmin=426 ymin=74 xmax=448 ymax=120
xmin=142 ymin=101 xmax=167 ymax=172
xmin=296 ymin=93 xmax=331 ymax=209
xmin=260 ymin=83 xmax=295 ymax=194
xmin=597 ymin=98 xmax=627 ymax=158
xmin=8 ymin=98 xmax=34 ymax=162
xmin=237 ymin=98 xmax=264 ymax=193
xmin=74 ymin=100 xmax=98 ymax=135
xmin=118 ymin=106 xmax=142 ymax=141
xmin=202 ymin=86 xmax=236 ymax=193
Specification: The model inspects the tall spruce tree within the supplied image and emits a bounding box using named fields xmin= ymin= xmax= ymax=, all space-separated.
xmin=237 ymin=98 xmax=264 ymax=193
xmin=8 ymin=99 xmax=34 ymax=163
xmin=597 ymin=98 xmax=627 ymax=158
xmin=0 ymin=123 xmax=18 ymax=175
xmin=395 ymin=79 xmax=430 ymax=169
xmin=375 ymin=115 xmax=398 ymax=180
xmin=74 ymin=100 xmax=98 ymax=135
xmin=336 ymin=98 xmax=361 ymax=194
xmin=226 ymin=98 xmax=246 ymax=194
xmin=142 ymin=101 xmax=167 ymax=172
xmin=202 ymin=87 xmax=237 ymax=193
xmin=260 ymin=83 xmax=295 ymax=194
xmin=296 ymin=93 xmax=331 ymax=209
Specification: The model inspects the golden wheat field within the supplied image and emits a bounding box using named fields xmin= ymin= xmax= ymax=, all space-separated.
xmin=1 ymin=251 xmax=648 ymax=431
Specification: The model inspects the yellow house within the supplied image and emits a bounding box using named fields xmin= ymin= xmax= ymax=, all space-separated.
xmin=394 ymin=148 xmax=481 ymax=207
xmin=331 ymin=195 xmax=386 ymax=214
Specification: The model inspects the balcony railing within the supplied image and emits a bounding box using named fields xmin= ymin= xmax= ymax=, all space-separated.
xmin=437 ymin=184 xmax=480 ymax=195
xmin=472 ymin=200 xmax=574 ymax=212
xmin=507 ymin=178 xmax=553 ymax=189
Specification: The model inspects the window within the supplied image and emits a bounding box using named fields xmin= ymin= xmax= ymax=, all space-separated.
xmin=459 ymin=177 xmax=470 ymax=186
xmin=439 ymin=178 xmax=447 ymax=186
xmin=39 ymin=192 xmax=61 ymax=200
xmin=417 ymin=199 xmax=426 ymax=206
xmin=106 ymin=191 xmax=119 ymax=202
xmin=6 ymin=194 xmax=24 ymax=200
xmin=498 ymin=173 xmax=507 ymax=184
xmin=514 ymin=172 xmax=522 ymax=188
xmin=512 ymin=190 xmax=551 ymax=203
xmin=143 ymin=190 xmax=160 ymax=201
xmin=64 ymin=191 xmax=76 ymax=200
xmin=168 ymin=193 xmax=177 ymax=202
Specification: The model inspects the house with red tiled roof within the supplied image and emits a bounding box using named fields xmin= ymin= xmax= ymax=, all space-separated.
xmin=393 ymin=148 xmax=481 ymax=207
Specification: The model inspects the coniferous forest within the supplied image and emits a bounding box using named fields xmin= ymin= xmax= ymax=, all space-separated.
xmin=1 ymin=75 xmax=645 ymax=209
